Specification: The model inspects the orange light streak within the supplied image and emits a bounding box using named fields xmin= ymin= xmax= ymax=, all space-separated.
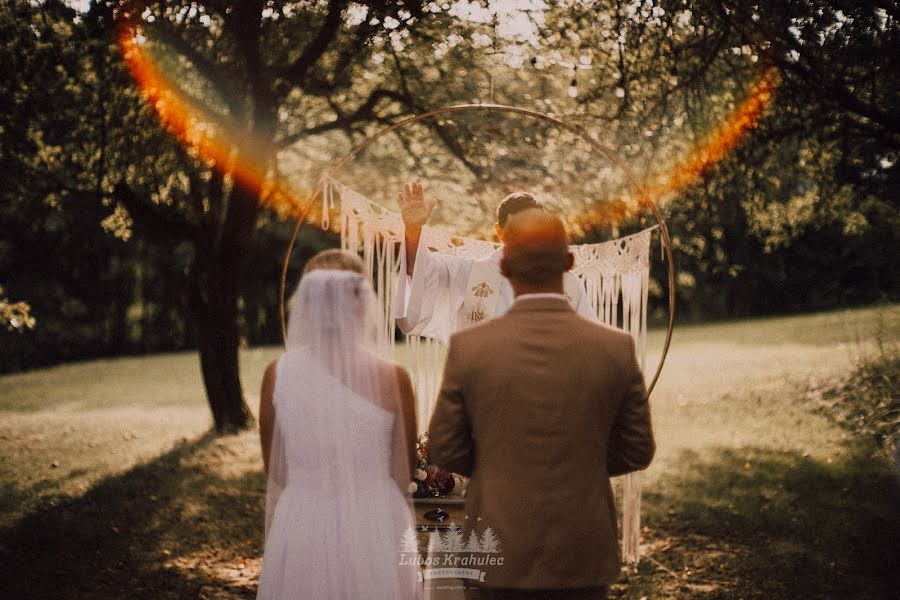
xmin=117 ymin=26 xmax=310 ymax=220
xmin=653 ymin=67 xmax=778 ymax=198
xmin=576 ymin=67 xmax=778 ymax=231
xmin=120 ymin=20 xmax=776 ymax=233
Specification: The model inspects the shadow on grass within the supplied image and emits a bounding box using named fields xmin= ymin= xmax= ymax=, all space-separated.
xmin=0 ymin=430 xmax=266 ymax=599
xmin=636 ymin=441 xmax=900 ymax=599
xmin=3 ymin=429 xmax=898 ymax=600
xmin=0 ymin=468 xmax=98 ymax=529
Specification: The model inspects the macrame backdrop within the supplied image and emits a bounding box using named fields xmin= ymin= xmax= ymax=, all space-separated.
xmin=323 ymin=177 xmax=655 ymax=562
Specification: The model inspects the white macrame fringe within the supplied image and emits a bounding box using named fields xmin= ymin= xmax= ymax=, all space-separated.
xmin=328 ymin=177 xmax=654 ymax=563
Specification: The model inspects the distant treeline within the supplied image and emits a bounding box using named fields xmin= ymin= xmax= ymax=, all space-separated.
xmin=2 ymin=196 xmax=894 ymax=375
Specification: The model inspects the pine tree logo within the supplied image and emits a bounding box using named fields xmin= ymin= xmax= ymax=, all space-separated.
xmin=480 ymin=527 xmax=502 ymax=553
xmin=443 ymin=522 xmax=465 ymax=552
xmin=430 ymin=530 xmax=448 ymax=553
xmin=400 ymin=526 xmax=420 ymax=554
xmin=464 ymin=530 xmax=482 ymax=553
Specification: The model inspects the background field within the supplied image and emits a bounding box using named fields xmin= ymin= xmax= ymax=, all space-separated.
xmin=1 ymin=304 xmax=898 ymax=598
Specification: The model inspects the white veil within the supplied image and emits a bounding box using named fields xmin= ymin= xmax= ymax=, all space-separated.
xmin=260 ymin=269 xmax=419 ymax=599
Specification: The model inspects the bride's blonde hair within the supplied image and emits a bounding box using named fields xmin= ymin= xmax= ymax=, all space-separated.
xmin=289 ymin=250 xmax=367 ymax=312
xmin=303 ymin=249 xmax=365 ymax=274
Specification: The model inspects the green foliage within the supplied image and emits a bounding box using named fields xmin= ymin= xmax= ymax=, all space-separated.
xmin=0 ymin=0 xmax=896 ymax=372
xmin=810 ymin=330 xmax=899 ymax=456
xmin=549 ymin=0 xmax=900 ymax=319
xmin=0 ymin=286 xmax=35 ymax=332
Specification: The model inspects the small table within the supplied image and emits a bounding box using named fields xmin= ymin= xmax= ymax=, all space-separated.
xmin=412 ymin=495 xmax=471 ymax=600
xmin=413 ymin=494 xmax=467 ymax=530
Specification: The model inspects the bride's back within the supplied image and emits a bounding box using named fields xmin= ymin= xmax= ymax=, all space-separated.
xmin=258 ymin=261 xmax=420 ymax=599
xmin=272 ymin=348 xmax=398 ymax=484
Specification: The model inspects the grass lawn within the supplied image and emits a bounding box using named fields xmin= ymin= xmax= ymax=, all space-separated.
xmin=0 ymin=304 xmax=897 ymax=598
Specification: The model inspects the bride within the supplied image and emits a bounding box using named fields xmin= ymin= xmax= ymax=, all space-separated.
xmin=256 ymin=250 xmax=422 ymax=599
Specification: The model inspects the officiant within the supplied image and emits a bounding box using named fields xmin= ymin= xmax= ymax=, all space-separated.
xmin=393 ymin=182 xmax=595 ymax=343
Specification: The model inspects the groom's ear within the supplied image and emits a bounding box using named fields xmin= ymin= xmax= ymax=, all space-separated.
xmin=565 ymin=252 xmax=575 ymax=272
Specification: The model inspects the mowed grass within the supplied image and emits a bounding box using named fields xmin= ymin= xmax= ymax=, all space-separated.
xmin=0 ymin=348 xmax=281 ymax=528
xmin=0 ymin=304 xmax=897 ymax=599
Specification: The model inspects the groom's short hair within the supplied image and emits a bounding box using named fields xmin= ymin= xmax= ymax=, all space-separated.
xmin=303 ymin=249 xmax=365 ymax=275
xmin=501 ymin=210 xmax=572 ymax=283
xmin=497 ymin=192 xmax=542 ymax=227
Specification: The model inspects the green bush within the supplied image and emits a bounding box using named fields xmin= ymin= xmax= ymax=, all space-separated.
xmin=810 ymin=335 xmax=899 ymax=458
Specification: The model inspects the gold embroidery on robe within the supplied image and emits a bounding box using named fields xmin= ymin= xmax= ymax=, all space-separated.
xmin=462 ymin=260 xmax=503 ymax=328
xmin=469 ymin=308 xmax=486 ymax=323
xmin=472 ymin=282 xmax=494 ymax=298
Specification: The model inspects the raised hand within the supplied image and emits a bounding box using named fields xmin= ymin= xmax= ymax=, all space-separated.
xmin=398 ymin=181 xmax=437 ymax=233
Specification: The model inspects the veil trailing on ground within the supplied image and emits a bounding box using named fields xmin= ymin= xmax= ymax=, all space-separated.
xmin=261 ymin=269 xmax=419 ymax=599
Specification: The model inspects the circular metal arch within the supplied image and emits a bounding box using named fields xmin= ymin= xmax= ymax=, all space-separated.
xmin=279 ymin=103 xmax=676 ymax=397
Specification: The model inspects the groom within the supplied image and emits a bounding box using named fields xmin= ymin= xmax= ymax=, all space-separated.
xmin=428 ymin=210 xmax=655 ymax=600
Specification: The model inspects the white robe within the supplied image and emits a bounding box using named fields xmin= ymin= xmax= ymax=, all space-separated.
xmin=394 ymin=238 xmax=595 ymax=344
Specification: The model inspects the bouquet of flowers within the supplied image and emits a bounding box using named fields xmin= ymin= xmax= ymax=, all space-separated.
xmin=409 ymin=433 xmax=456 ymax=498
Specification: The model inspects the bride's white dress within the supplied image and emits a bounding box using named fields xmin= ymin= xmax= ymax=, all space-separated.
xmin=257 ymin=352 xmax=420 ymax=600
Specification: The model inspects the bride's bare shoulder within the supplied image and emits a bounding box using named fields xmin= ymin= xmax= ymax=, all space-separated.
xmin=366 ymin=356 xmax=412 ymax=393
xmin=373 ymin=356 xmax=410 ymax=381
xmin=392 ymin=363 xmax=413 ymax=388
xmin=354 ymin=350 xmax=413 ymax=395
xmin=263 ymin=359 xmax=278 ymax=384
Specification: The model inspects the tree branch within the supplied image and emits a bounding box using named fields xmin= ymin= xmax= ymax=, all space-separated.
xmin=276 ymin=88 xmax=406 ymax=148
xmin=280 ymin=0 xmax=349 ymax=88
xmin=113 ymin=182 xmax=200 ymax=242
xmin=150 ymin=20 xmax=247 ymax=121
xmin=721 ymin=1 xmax=900 ymax=136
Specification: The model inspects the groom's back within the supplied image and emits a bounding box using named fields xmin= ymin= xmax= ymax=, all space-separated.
xmin=465 ymin=304 xmax=625 ymax=472
xmin=429 ymin=296 xmax=654 ymax=588
xmin=460 ymin=297 xmax=638 ymax=466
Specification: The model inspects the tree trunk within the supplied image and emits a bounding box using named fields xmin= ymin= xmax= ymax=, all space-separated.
xmin=187 ymin=180 xmax=261 ymax=432
xmin=189 ymin=251 xmax=255 ymax=432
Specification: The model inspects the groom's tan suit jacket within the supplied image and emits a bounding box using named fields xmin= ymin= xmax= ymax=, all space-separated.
xmin=428 ymin=296 xmax=655 ymax=589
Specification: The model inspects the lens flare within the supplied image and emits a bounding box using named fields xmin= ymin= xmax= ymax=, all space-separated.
xmin=575 ymin=67 xmax=778 ymax=231
xmin=653 ymin=67 xmax=778 ymax=198
xmin=119 ymin=22 xmax=776 ymax=232
xmin=117 ymin=25 xmax=311 ymax=220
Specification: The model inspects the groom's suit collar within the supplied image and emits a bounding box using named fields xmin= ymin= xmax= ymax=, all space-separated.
xmin=505 ymin=295 xmax=573 ymax=315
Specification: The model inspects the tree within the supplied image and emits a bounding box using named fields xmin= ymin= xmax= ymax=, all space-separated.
xmin=545 ymin=0 xmax=898 ymax=317
xmin=2 ymin=0 xmax=894 ymax=384
xmin=87 ymin=0 xmax=484 ymax=430
xmin=0 ymin=0 xmax=165 ymax=369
